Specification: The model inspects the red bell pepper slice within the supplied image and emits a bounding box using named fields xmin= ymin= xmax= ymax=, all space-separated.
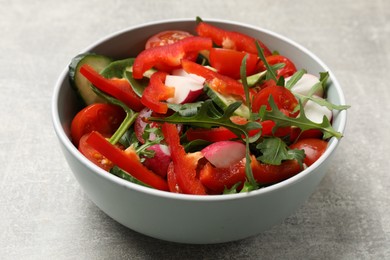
xmin=86 ymin=131 xmax=169 ymax=191
xmin=196 ymin=21 xmax=272 ymax=56
xmin=181 ymin=59 xmax=245 ymax=98
xmin=199 ymin=160 xmax=246 ymax=193
xmin=79 ymin=64 xmax=144 ymax=111
xmin=208 ymin=48 xmax=259 ymax=79
xmin=132 ymin=36 xmax=212 ymax=79
xmin=140 ymin=71 xmax=175 ymax=114
xmin=161 ymin=123 xmax=207 ymax=195
xmin=166 ymin=162 xmax=183 ymax=193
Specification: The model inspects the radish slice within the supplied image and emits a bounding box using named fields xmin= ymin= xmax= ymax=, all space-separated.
xmin=287 ymin=73 xmax=323 ymax=97
xmin=165 ymin=75 xmax=205 ymax=104
xmin=201 ymin=141 xmax=246 ymax=168
xmin=304 ymin=96 xmax=332 ymax=123
xmin=143 ymin=144 xmax=171 ymax=177
xmin=172 ymin=68 xmax=205 ymax=84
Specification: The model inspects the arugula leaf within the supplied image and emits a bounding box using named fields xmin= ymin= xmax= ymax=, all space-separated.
xmin=136 ymin=127 xmax=164 ymax=158
xmin=259 ymin=96 xmax=343 ymax=139
xmin=196 ymin=16 xmax=204 ymax=24
xmin=223 ymin=182 xmax=242 ymax=194
xmin=239 ymin=180 xmax=258 ymax=193
xmin=240 ymin=54 xmax=254 ymax=122
xmin=91 ymin=85 xmax=138 ymax=145
xmin=150 ymin=100 xmax=261 ymax=137
xmin=167 ymin=102 xmax=203 ymax=117
xmin=118 ymin=128 xmax=138 ymax=148
xmin=319 ymin=71 xmax=330 ymax=94
xmin=256 ymin=41 xmax=278 ymax=82
xmin=295 ymin=93 xmax=351 ymax=111
xmin=285 ymin=69 xmax=307 ymax=90
xmin=256 ymin=137 xmax=305 ymax=166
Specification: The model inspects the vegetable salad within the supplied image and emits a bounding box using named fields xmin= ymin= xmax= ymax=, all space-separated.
xmin=69 ymin=17 xmax=349 ymax=195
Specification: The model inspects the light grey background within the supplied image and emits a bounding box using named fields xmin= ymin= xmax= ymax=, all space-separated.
xmin=1 ymin=0 xmax=389 ymax=259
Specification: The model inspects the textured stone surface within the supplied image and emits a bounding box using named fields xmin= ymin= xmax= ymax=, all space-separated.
xmin=1 ymin=0 xmax=389 ymax=259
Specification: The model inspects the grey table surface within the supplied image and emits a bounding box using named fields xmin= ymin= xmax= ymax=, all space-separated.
xmin=1 ymin=0 xmax=389 ymax=259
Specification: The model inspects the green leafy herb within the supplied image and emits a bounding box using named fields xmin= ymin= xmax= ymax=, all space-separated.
xmin=256 ymin=41 xmax=278 ymax=82
xmin=150 ymin=100 xmax=261 ymax=137
xmin=258 ymin=96 xmax=343 ymax=139
xmin=285 ymin=69 xmax=307 ymax=90
xmin=136 ymin=126 xmax=164 ymax=158
xmin=118 ymin=128 xmax=138 ymax=148
xmin=167 ymin=102 xmax=203 ymax=117
xmin=239 ymin=180 xmax=258 ymax=193
xmin=223 ymin=182 xmax=242 ymax=194
xmin=256 ymin=137 xmax=305 ymax=167
xmin=319 ymin=71 xmax=330 ymax=94
xmin=240 ymin=55 xmax=253 ymax=120
xmin=100 ymin=58 xmax=134 ymax=79
xmin=124 ymin=71 xmax=149 ymax=97
xmin=196 ymin=16 xmax=204 ymax=24
xmin=295 ymin=93 xmax=351 ymax=111
xmin=110 ymin=166 xmax=151 ymax=187
xmin=91 ymin=85 xmax=138 ymax=145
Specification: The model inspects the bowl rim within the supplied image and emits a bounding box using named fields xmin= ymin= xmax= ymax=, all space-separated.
xmin=52 ymin=18 xmax=347 ymax=202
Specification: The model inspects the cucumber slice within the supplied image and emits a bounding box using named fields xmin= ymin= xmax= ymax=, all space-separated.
xmin=205 ymin=84 xmax=250 ymax=119
xmin=69 ymin=53 xmax=112 ymax=105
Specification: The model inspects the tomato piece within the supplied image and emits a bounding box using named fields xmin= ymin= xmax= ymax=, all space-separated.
xmin=79 ymin=64 xmax=144 ymax=111
xmin=199 ymin=160 xmax=246 ymax=193
xmin=196 ymin=21 xmax=272 ymax=56
xmin=86 ymin=131 xmax=169 ymax=191
xmin=181 ymin=59 xmax=245 ymax=98
xmin=209 ymin=48 xmax=258 ymax=79
xmin=145 ymin=30 xmax=194 ymax=49
xmin=78 ymin=133 xmax=115 ymax=171
xmin=140 ymin=71 xmax=175 ymax=114
xmin=258 ymin=55 xmax=297 ymax=78
xmin=289 ymin=128 xmax=323 ymax=142
xmin=71 ymin=103 xmax=125 ymax=146
xmin=289 ymin=138 xmax=328 ymax=166
xmin=162 ymin=123 xmax=207 ymax=195
xmin=252 ymin=84 xmax=298 ymax=115
xmin=251 ymin=156 xmax=302 ymax=185
xmin=252 ymin=85 xmax=298 ymax=138
xmin=132 ymin=36 xmax=212 ymax=79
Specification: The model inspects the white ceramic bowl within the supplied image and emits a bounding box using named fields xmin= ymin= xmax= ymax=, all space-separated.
xmin=52 ymin=19 xmax=347 ymax=244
